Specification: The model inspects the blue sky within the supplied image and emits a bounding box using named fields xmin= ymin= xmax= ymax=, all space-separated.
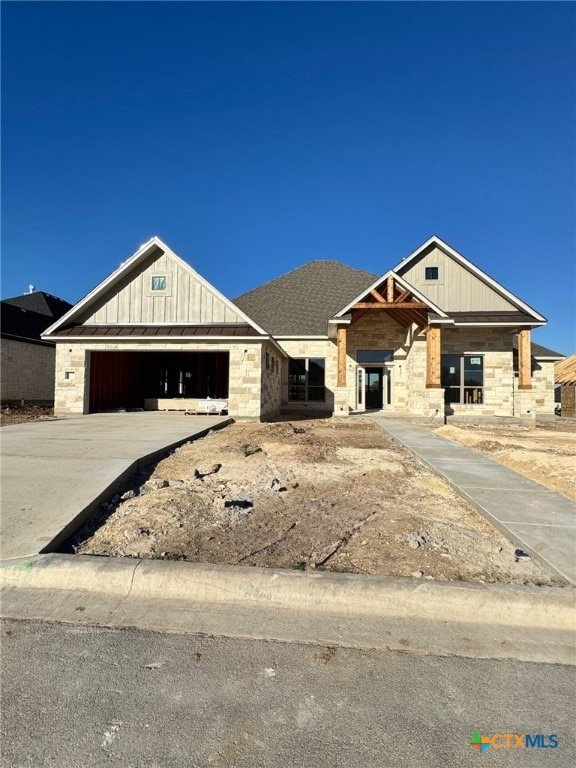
xmin=2 ymin=1 xmax=575 ymax=352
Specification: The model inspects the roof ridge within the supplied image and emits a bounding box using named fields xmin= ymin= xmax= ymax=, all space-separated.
xmin=233 ymin=259 xmax=377 ymax=302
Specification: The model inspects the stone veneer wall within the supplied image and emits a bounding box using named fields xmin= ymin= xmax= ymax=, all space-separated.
xmin=1 ymin=338 xmax=56 ymax=403
xmin=260 ymin=341 xmax=282 ymax=419
xmin=440 ymin=327 xmax=554 ymax=417
xmin=278 ymin=315 xmax=436 ymax=416
xmin=346 ymin=314 xmax=410 ymax=413
xmin=404 ymin=332 xmax=445 ymax=417
xmin=277 ymin=339 xmax=336 ymax=414
xmin=442 ymin=327 xmax=516 ymax=416
xmin=54 ymin=340 xmax=267 ymax=419
xmin=277 ymin=323 xmax=554 ymax=418
xmin=530 ymin=360 xmax=555 ymax=417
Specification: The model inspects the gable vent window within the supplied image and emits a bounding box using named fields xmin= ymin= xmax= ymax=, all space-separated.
xmin=425 ymin=267 xmax=439 ymax=280
xmin=151 ymin=275 xmax=167 ymax=291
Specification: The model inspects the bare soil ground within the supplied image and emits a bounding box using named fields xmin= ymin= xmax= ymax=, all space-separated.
xmin=432 ymin=420 xmax=576 ymax=501
xmin=71 ymin=419 xmax=564 ymax=585
xmin=0 ymin=405 xmax=54 ymax=427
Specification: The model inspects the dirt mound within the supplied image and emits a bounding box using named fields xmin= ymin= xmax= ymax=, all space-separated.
xmin=70 ymin=419 xmax=564 ymax=585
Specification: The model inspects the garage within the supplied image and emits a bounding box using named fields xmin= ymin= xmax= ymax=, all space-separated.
xmin=88 ymin=351 xmax=230 ymax=412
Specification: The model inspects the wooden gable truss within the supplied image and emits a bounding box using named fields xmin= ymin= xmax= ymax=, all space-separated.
xmin=349 ymin=275 xmax=430 ymax=330
xmin=334 ymin=272 xmax=449 ymax=391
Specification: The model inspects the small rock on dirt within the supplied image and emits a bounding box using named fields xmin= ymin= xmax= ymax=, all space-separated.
xmin=147 ymin=479 xmax=169 ymax=490
xmin=120 ymin=490 xmax=135 ymax=500
xmin=194 ymin=463 xmax=222 ymax=479
xmin=243 ymin=444 xmax=262 ymax=457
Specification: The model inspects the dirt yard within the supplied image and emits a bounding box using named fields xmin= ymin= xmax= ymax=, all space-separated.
xmin=0 ymin=405 xmax=54 ymax=427
xmin=70 ymin=419 xmax=565 ymax=585
xmin=432 ymin=421 xmax=576 ymax=501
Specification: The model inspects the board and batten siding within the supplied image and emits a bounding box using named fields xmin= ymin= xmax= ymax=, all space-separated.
xmin=398 ymin=246 xmax=516 ymax=312
xmin=77 ymin=249 xmax=247 ymax=325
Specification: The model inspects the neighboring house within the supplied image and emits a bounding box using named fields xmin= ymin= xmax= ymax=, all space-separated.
xmin=555 ymin=355 xmax=576 ymax=417
xmin=42 ymin=235 xmax=562 ymax=421
xmin=1 ymin=291 xmax=73 ymax=405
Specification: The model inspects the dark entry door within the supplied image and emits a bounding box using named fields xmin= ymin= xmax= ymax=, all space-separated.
xmin=365 ymin=368 xmax=383 ymax=409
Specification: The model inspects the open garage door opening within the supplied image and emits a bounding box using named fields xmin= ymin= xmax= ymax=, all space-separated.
xmin=88 ymin=351 xmax=230 ymax=413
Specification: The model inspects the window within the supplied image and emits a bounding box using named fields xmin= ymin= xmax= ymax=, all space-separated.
xmin=265 ymin=351 xmax=270 ymax=371
xmin=441 ymin=354 xmax=484 ymax=404
xmin=425 ymin=266 xmax=439 ymax=280
xmin=151 ymin=275 xmax=167 ymax=291
xmin=288 ymin=358 xmax=326 ymax=401
xmin=357 ymin=349 xmax=393 ymax=364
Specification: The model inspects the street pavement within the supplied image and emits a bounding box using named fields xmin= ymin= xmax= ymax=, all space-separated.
xmin=0 ymin=412 xmax=230 ymax=559
xmin=371 ymin=416 xmax=576 ymax=584
xmin=1 ymin=618 xmax=575 ymax=768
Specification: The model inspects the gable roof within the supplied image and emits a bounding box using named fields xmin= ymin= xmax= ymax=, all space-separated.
xmin=234 ymin=261 xmax=377 ymax=336
xmin=3 ymin=291 xmax=73 ymax=318
xmin=43 ymin=237 xmax=270 ymax=338
xmin=333 ymin=269 xmax=449 ymax=319
xmin=394 ymin=235 xmax=546 ymax=322
xmin=1 ymin=292 xmax=73 ymax=346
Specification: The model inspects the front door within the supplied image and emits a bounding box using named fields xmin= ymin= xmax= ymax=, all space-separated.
xmin=365 ymin=368 xmax=383 ymax=409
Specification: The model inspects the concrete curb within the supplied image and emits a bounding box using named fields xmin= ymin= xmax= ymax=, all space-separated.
xmin=2 ymin=553 xmax=575 ymax=630
xmin=2 ymin=554 xmax=575 ymax=664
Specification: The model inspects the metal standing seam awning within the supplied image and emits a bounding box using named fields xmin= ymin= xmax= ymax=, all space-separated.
xmin=51 ymin=324 xmax=262 ymax=338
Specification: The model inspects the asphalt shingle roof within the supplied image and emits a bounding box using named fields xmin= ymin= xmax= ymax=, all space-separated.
xmin=1 ymin=292 xmax=73 ymax=345
xmin=233 ymin=261 xmax=377 ymax=336
xmin=2 ymin=291 xmax=72 ymax=318
xmin=512 ymin=336 xmax=565 ymax=359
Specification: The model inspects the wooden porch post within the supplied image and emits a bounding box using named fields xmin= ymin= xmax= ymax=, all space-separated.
xmin=386 ymin=275 xmax=394 ymax=303
xmin=518 ymin=328 xmax=532 ymax=390
xmin=337 ymin=326 xmax=347 ymax=387
xmin=426 ymin=326 xmax=441 ymax=388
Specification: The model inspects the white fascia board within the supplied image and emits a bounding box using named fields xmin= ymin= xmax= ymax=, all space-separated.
xmin=534 ymin=355 xmax=566 ymax=361
xmin=393 ymin=235 xmax=547 ymax=323
xmin=452 ymin=321 xmax=546 ymax=327
xmin=327 ymin=318 xmax=351 ymax=325
xmin=334 ymin=270 xmax=449 ymax=318
xmin=43 ymin=236 xmax=270 ymax=338
xmin=43 ymin=237 xmax=161 ymax=336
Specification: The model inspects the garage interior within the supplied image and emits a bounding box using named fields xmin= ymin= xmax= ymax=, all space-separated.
xmin=88 ymin=351 xmax=230 ymax=412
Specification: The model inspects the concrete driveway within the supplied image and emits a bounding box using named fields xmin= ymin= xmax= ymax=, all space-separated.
xmin=0 ymin=412 xmax=230 ymax=560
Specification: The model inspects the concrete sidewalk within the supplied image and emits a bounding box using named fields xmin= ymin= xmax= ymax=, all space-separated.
xmin=370 ymin=417 xmax=576 ymax=585
xmin=0 ymin=412 xmax=230 ymax=560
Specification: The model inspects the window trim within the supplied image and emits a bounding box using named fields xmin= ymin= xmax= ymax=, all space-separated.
xmin=288 ymin=357 xmax=326 ymax=402
xmin=441 ymin=354 xmax=484 ymax=405
xmin=145 ymin=273 xmax=172 ymax=297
